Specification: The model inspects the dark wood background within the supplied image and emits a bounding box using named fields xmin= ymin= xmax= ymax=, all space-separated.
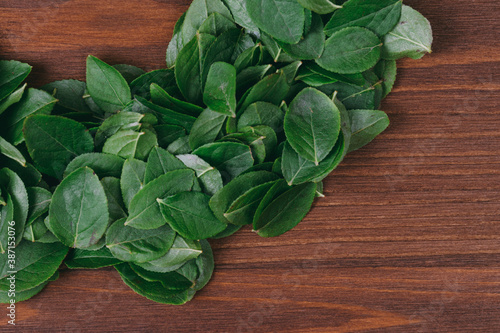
xmin=1 ymin=0 xmax=499 ymax=332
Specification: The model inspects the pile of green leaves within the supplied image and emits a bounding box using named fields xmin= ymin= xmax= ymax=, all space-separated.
xmin=0 ymin=0 xmax=432 ymax=305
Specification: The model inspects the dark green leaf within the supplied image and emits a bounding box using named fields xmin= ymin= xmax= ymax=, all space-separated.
xmin=324 ymin=0 xmax=402 ymax=37
xmin=280 ymin=13 xmax=325 ymax=60
xmin=48 ymin=167 xmax=109 ymax=248
xmin=106 ymin=218 xmax=176 ymax=263
xmin=297 ymin=0 xmax=342 ymax=14
xmin=125 ymin=169 xmax=197 ymax=229
xmin=0 ymin=88 xmax=57 ymax=145
xmin=151 ymin=83 xmax=203 ymax=117
xmin=101 ymin=177 xmax=127 ymax=223
xmin=374 ymin=59 xmax=397 ymax=98
xmin=177 ymin=154 xmax=223 ymax=196
xmin=0 ymin=60 xmax=31 ymax=102
xmin=130 ymin=69 xmax=178 ymax=99
xmin=144 ymin=146 xmax=186 ymax=183
xmin=102 ymin=129 xmax=157 ymax=161
xmin=0 ymin=241 xmax=68 ymax=292
xmin=193 ymin=142 xmax=254 ymax=180
xmin=284 ymin=87 xmax=340 ymax=164
xmin=246 ymin=0 xmax=305 ymax=44
xmin=317 ymin=27 xmax=381 ymax=74
xmin=209 ymin=170 xmax=279 ymax=224
xmin=0 ymin=136 xmax=26 ymax=166
xmin=204 ymin=62 xmax=237 ymax=117
xmin=113 ymin=64 xmax=146 ymax=84
xmin=149 ymin=235 xmax=202 ymax=268
xmin=41 ymin=80 xmax=92 ymax=114
xmin=95 ymin=111 xmax=144 ymax=146
xmin=64 ymin=153 xmax=125 ymax=179
xmin=65 ymin=246 xmax=122 ymax=269
xmin=381 ymin=5 xmax=433 ymax=60
xmin=0 ymin=84 xmax=26 ymax=116
xmin=86 ymin=55 xmax=131 ymax=112
xmin=120 ymin=158 xmax=147 ymax=209
xmin=159 ymin=191 xmax=227 ymax=239
xmin=254 ymin=182 xmax=316 ymax=237
xmin=24 ymin=115 xmax=94 ymax=179
xmin=348 ymin=109 xmax=389 ymax=152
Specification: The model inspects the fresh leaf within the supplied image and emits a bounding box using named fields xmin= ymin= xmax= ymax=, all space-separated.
xmin=144 ymin=146 xmax=186 ymax=183
xmin=125 ymin=169 xmax=197 ymax=229
xmin=254 ymin=182 xmax=317 ymax=237
xmin=159 ymin=191 xmax=227 ymax=240
xmin=86 ymin=55 xmax=131 ymax=112
xmin=24 ymin=115 xmax=94 ymax=179
xmin=48 ymin=167 xmax=109 ymax=248
xmin=64 ymin=153 xmax=125 ymax=179
xmin=246 ymin=0 xmax=305 ymax=44
xmin=381 ymin=5 xmax=433 ymax=60
xmin=106 ymin=218 xmax=176 ymax=263
xmin=120 ymin=158 xmax=147 ymax=209
xmin=297 ymin=0 xmax=342 ymax=15
xmin=284 ymin=87 xmax=340 ymax=164
xmin=177 ymin=154 xmax=224 ymax=196
xmin=348 ymin=109 xmax=389 ymax=152
xmin=102 ymin=129 xmax=157 ymax=161
xmin=65 ymin=246 xmax=122 ymax=269
xmin=0 ymin=60 xmax=31 ymax=102
xmin=189 ymin=108 xmax=227 ymax=150
xmin=203 ymin=62 xmax=237 ymax=117
xmin=317 ymin=27 xmax=381 ymax=74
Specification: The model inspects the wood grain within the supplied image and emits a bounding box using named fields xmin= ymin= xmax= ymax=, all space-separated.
xmin=1 ymin=0 xmax=499 ymax=332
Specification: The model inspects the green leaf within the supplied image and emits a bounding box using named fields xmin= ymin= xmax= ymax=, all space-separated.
xmin=95 ymin=111 xmax=144 ymax=147
xmin=102 ymin=129 xmax=157 ymax=161
xmin=0 ymin=60 xmax=31 ymax=102
xmin=193 ymin=142 xmax=254 ymax=180
xmin=284 ymin=87 xmax=340 ymax=164
xmin=86 ymin=55 xmax=131 ymax=112
xmin=348 ymin=109 xmax=389 ymax=152
xmin=26 ymin=187 xmax=52 ymax=226
xmin=0 ymin=168 xmax=29 ymax=247
xmin=180 ymin=0 xmax=233 ymax=45
xmin=65 ymin=246 xmax=122 ymax=269
xmin=246 ymin=0 xmax=305 ymax=44
xmin=166 ymin=12 xmax=187 ymax=68
xmin=125 ymin=169 xmax=197 ymax=229
xmin=0 ymin=280 xmax=48 ymax=303
xmin=254 ymin=182 xmax=316 ymax=237
xmin=318 ymin=70 xmax=382 ymax=110
xmin=237 ymin=102 xmax=284 ymax=134
xmin=113 ymin=64 xmax=146 ymax=84
xmin=175 ymin=33 xmax=217 ymax=105
xmin=374 ymin=59 xmax=397 ymax=98
xmin=236 ymin=64 xmax=272 ymax=97
xmin=159 ymin=191 xmax=227 ymax=240
xmin=0 ymin=88 xmax=57 ymax=145
xmin=0 ymin=194 xmax=14 ymax=253
xmin=115 ymin=263 xmax=195 ymax=305
xmin=0 ymin=83 xmax=26 ymax=116
xmin=189 ymin=108 xmax=227 ymax=150
xmin=199 ymin=12 xmax=237 ymax=36
xmin=222 ymin=0 xmax=259 ymax=32
xmin=24 ymin=115 xmax=94 ymax=179
xmin=209 ymin=170 xmax=279 ymax=224
xmin=120 ymin=158 xmax=147 ymax=209
xmin=381 ymin=5 xmax=433 ymax=60
xmin=203 ymin=62 xmax=237 ymax=117
xmin=211 ymin=223 xmax=241 ymax=239
xmin=124 ymin=97 xmax=196 ymax=132
xmin=324 ymin=0 xmax=402 ymax=37
xmin=64 ymin=153 xmax=125 ymax=179
xmin=150 ymin=83 xmax=203 ymax=117
xmin=234 ymin=44 xmax=264 ymax=73
xmin=23 ymin=216 xmax=50 ymax=243
xmin=106 ymin=218 xmax=176 ymax=263
xmin=189 ymin=239 xmax=214 ymax=290
xmin=155 ymin=124 xmax=187 ymax=148
xmin=0 ymin=136 xmax=26 ymax=166
xmin=129 ymin=263 xmax=194 ymax=290
xmin=177 ymin=154 xmax=224 ymax=196
xmin=281 ymin=136 xmax=344 ymax=185
xmin=149 ymin=235 xmax=202 ymax=268
xmin=296 ymin=0 xmax=342 ymax=14
xmin=296 ymin=62 xmax=365 ymax=87
xmin=317 ymin=27 xmax=381 ymax=74
xmin=130 ymin=69 xmax=178 ymax=100
xmin=238 ymin=71 xmax=290 ymax=112
xmin=41 ymin=80 xmax=92 ymax=114
xmin=48 ymin=167 xmax=109 ymax=248
xmin=252 ymin=179 xmax=289 ymax=227
xmin=224 ymin=180 xmax=277 ymax=225
xmin=0 ymin=241 xmax=68 ymax=292
xmin=167 ymin=136 xmax=192 ymax=155
xmin=280 ymin=13 xmax=325 ymax=60
xmin=144 ymin=146 xmax=186 ymax=183
xmin=101 ymin=177 xmax=127 ymax=223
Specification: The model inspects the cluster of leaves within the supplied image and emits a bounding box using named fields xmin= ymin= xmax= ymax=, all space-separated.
xmin=0 ymin=0 xmax=432 ymax=305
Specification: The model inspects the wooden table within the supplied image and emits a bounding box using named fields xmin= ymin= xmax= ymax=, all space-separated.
xmin=1 ymin=0 xmax=499 ymax=331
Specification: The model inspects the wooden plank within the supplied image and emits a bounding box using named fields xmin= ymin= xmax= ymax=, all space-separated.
xmin=0 ymin=0 xmax=499 ymax=331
